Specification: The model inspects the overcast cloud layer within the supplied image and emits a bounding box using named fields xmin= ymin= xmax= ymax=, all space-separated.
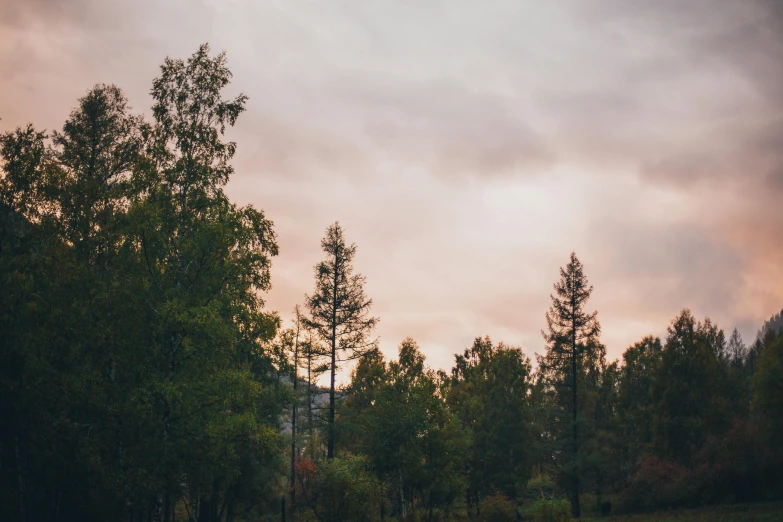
xmin=2 ymin=0 xmax=782 ymax=374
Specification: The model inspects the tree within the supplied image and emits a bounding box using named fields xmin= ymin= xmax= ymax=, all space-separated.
xmin=537 ymin=252 xmax=601 ymax=518
xmin=1 ymin=124 xmax=65 ymax=522
xmin=343 ymin=339 xmax=468 ymax=520
xmin=756 ymin=308 xmax=783 ymax=342
xmin=586 ymin=358 xmax=621 ymax=510
xmin=305 ymin=222 xmax=378 ymax=459
xmin=617 ymin=336 xmax=663 ymax=473
xmin=52 ymin=84 xmax=145 ymax=263
xmin=67 ymin=44 xmax=286 ymax=521
xmin=651 ymin=311 xmax=733 ymax=467
xmin=1 ymin=85 xmax=148 ymax=521
xmin=751 ymin=330 xmax=783 ymax=473
xmin=339 ymin=347 xmax=388 ymax=454
xmin=290 ymin=305 xmax=303 ymax=519
xmin=300 ymin=324 xmax=328 ymax=460
xmin=448 ymin=337 xmax=534 ymax=507
xmin=727 ymin=328 xmax=747 ymax=367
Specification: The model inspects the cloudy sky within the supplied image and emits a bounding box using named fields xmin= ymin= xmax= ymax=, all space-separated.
xmin=2 ymin=0 xmax=782 ymax=374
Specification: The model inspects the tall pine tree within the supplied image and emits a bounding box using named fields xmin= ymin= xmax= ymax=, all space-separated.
xmin=537 ymin=252 xmax=601 ymax=518
xmin=305 ymin=222 xmax=377 ymax=459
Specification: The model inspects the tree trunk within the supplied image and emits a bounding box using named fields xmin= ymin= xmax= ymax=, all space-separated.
xmin=163 ymin=494 xmax=170 ymax=522
xmin=14 ymin=435 xmax=26 ymax=522
xmin=290 ymin=401 xmax=297 ymax=517
xmin=399 ymin=469 xmax=406 ymax=519
xmin=328 ymin=262 xmax=338 ymax=459
xmin=328 ymin=334 xmax=336 ymax=459
xmin=197 ymin=486 xmax=219 ymax=522
xmin=291 ymin=310 xmax=300 ymax=519
xmin=571 ymin=308 xmax=580 ymax=518
xmin=596 ymin=479 xmax=602 ymax=514
xmin=306 ymin=332 xmax=314 ymax=460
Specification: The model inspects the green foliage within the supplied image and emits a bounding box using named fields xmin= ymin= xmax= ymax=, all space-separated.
xmin=752 ymin=332 xmax=783 ymax=442
xmin=618 ymin=336 xmax=663 ymax=465
xmin=297 ymin=454 xmax=384 ymax=522
xmin=750 ymin=331 xmax=783 ymax=487
xmin=651 ymin=311 xmax=735 ymax=466
xmin=757 ymin=308 xmax=783 ymax=342
xmin=0 ymin=44 xmax=285 ymax=522
xmin=532 ymin=497 xmax=573 ymax=522
xmin=449 ymin=337 xmax=534 ymax=502
xmin=341 ymin=339 xmax=469 ymax=517
xmin=479 ymin=492 xmax=517 ymax=522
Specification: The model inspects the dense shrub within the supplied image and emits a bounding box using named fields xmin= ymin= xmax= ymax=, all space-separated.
xmin=688 ymin=418 xmax=768 ymax=503
xmin=620 ymin=456 xmax=692 ymax=511
xmin=295 ymin=454 xmax=384 ymax=522
xmin=480 ymin=492 xmax=517 ymax=522
xmin=525 ymin=474 xmax=558 ymax=501
xmin=532 ymin=497 xmax=572 ymax=522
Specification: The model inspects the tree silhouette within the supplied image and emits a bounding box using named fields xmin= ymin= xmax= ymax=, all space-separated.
xmin=537 ymin=252 xmax=601 ymax=518
xmin=305 ymin=222 xmax=378 ymax=459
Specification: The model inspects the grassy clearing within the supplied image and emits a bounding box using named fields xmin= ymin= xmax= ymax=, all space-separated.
xmin=374 ymin=501 xmax=783 ymax=521
xmin=582 ymin=502 xmax=783 ymax=521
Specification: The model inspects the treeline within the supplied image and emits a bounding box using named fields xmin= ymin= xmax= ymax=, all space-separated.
xmin=291 ymin=254 xmax=783 ymax=521
xmin=1 ymin=45 xmax=782 ymax=522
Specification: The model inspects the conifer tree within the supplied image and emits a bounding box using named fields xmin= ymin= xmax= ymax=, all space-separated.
xmin=537 ymin=252 xmax=601 ymax=518
xmin=305 ymin=222 xmax=378 ymax=459
xmin=290 ymin=305 xmax=303 ymax=519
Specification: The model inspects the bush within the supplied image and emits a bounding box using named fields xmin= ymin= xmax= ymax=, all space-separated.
xmin=619 ymin=456 xmax=692 ymax=511
xmin=525 ymin=473 xmax=557 ymax=501
xmin=480 ymin=492 xmax=517 ymax=522
xmin=689 ymin=418 xmax=768 ymax=504
xmin=532 ymin=497 xmax=572 ymax=522
xmin=295 ymin=454 xmax=384 ymax=522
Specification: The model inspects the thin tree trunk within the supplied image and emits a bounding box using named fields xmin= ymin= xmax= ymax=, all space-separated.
xmin=328 ymin=262 xmax=338 ymax=459
xmin=399 ymin=469 xmax=406 ymax=519
xmin=14 ymin=435 xmax=26 ymax=522
xmin=307 ymin=334 xmax=314 ymax=460
xmin=328 ymin=334 xmax=336 ymax=459
xmin=571 ymin=305 xmax=580 ymax=518
xmin=291 ymin=308 xmax=300 ymax=519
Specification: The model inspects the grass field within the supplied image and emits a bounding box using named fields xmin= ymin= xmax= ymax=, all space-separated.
xmin=581 ymin=502 xmax=783 ymax=521
xmin=378 ymin=501 xmax=783 ymax=521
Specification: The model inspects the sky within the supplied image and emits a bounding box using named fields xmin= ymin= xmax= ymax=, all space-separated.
xmin=2 ymin=0 xmax=782 ymax=375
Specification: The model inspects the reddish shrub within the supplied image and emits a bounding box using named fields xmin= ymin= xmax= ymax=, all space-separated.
xmin=622 ymin=456 xmax=692 ymax=511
